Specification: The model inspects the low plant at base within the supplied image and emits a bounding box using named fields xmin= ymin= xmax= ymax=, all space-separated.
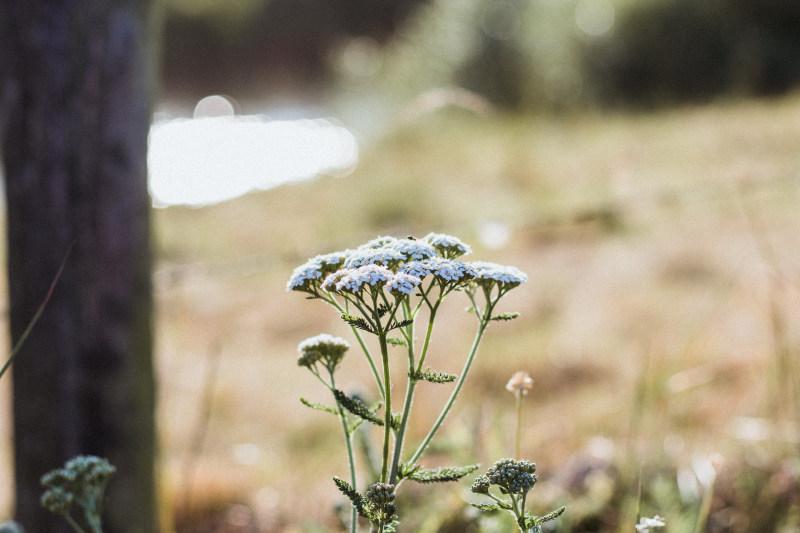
xmin=39 ymin=455 xmax=115 ymax=533
xmin=288 ymin=233 xmax=565 ymax=532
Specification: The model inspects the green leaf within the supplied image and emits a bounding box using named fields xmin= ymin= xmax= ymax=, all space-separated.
xmin=300 ymin=397 xmax=338 ymax=415
xmin=471 ymin=502 xmax=508 ymax=512
xmin=386 ymin=336 xmax=407 ymax=347
xmin=334 ymin=389 xmax=384 ymax=426
xmin=403 ymin=464 xmax=479 ymax=484
xmin=490 ymin=312 xmax=519 ymax=321
xmin=410 ymin=368 xmax=457 ymax=383
xmin=532 ymin=506 xmax=566 ymax=526
xmin=332 ymin=477 xmax=368 ymax=518
xmin=388 ymin=318 xmax=414 ymax=331
xmin=341 ymin=313 xmax=375 ymax=334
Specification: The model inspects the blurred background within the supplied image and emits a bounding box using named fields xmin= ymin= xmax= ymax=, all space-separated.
xmin=3 ymin=0 xmax=800 ymax=531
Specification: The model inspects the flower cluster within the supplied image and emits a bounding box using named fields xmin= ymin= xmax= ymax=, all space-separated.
xmin=636 ymin=515 xmax=666 ymax=532
xmin=41 ymin=455 xmax=116 ymax=530
xmin=287 ymin=233 xmax=525 ymax=302
xmin=365 ymin=482 xmax=397 ymax=526
xmin=470 ymin=261 xmax=528 ymax=288
xmin=297 ymin=334 xmax=350 ymax=370
xmin=473 ymin=458 xmax=537 ymax=495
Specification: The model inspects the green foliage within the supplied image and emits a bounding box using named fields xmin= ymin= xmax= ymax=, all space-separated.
xmin=401 ymin=464 xmax=479 ymax=484
xmin=410 ymin=368 xmax=458 ymax=383
xmin=333 ymin=477 xmax=368 ymax=519
xmin=334 ymin=389 xmax=385 ymax=427
xmin=300 ymin=397 xmax=338 ymax=415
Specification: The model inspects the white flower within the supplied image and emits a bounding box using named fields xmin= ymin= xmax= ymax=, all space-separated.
xmin=298 ymin=333 xmax=350 ymax=354
xmin=327 ymin=264 xmax=395 ymax=293
xmin=391 ymin=238 xmax=438 ymax=261
xmin=286 ymin=258 xmax=325 ymax=291
xmin=359 ymin=236 xmax=399 ymax=249
xmin=422 ymin=233 xmax=472 ymax=258
xmin=401 ymin=258 xmax=475 ymax=283
xmin=344 ymin=247 xmax=405 ymax=268
xmin=387 ymin=272 xmax=423 ymax=295
xmin=635 ymin=515 xmax=666 ymax=532
xmin=470 ymin=261 xmax=528 ymax=286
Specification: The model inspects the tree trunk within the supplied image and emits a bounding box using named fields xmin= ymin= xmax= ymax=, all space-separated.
xmin=0 ymin=2 xmax=159 ymax=532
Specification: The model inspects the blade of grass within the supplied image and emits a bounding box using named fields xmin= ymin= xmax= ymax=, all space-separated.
xmin=0 ymin=242 xmax=74 ymax=380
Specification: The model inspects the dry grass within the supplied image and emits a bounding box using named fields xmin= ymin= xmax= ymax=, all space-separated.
xmin=3 ymin=93 xmax=800 ymax=531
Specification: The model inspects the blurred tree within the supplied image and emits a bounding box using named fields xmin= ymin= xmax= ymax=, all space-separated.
xmin=0 ymin=2 xmax=159 ymax=533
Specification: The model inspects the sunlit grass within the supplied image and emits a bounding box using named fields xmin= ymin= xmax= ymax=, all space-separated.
xmin=3 ymin=93 xmax=799 ymax=530
xmin=148 ymin=93 xmax=800 ymax=531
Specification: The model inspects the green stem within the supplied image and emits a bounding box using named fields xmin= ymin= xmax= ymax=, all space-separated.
xmin=407 ymin=308 xmax=492 ymax=466
xmin=331 ymin=371 xmax=359 ymax=533
xmin=389 ymin=305 xmax=438 ymax=485
xmin=378 ymin=331 xmax=392 ymax=482
xmin=63 ymin=512 xmax=88 ymax=533
xmin=329 ymin=298 xmax=385 ymax=399
xmin=515 ymin=390 xmax=523 ymax=459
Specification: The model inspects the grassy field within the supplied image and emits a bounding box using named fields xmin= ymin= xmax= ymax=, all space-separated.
xmin=3 ymin=93 xmax=800 ymax=532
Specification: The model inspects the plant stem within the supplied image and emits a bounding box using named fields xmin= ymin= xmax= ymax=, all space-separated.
xmin=514 ymin=390 xmax=523 ymax=459
xmin=378 ymin=331 xmax=392 ymax=482
xmin=407 ymin=310 xmax=491 ymax=466
xmin=331 ymin=371 xmax=359 ymax=533
xmin=388 ymin=306 xmax=438 ymax=485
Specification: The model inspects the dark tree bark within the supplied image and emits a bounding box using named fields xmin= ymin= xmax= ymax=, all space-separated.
xmin=0 ymin=2 xmax=159 ymax=532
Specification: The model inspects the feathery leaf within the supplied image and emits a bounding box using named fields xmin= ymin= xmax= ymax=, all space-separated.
xmin=334 ymin=389 xmax=384 ymax=426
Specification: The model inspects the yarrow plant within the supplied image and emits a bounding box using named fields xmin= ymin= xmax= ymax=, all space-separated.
xmin=288 ymin=233 xmax=532 ymax=532
xmin=40 ymin=455 xmax=116 ymax=533
xmin=470 ymin=458 xmax=565 ymax=532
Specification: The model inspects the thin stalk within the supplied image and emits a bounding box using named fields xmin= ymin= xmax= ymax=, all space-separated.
xmin=330 ymin=370 xmax=359 ymax=533
xmin=514 ymin=390 xmax=523 ymax=459
xmin=378 ymin=332 xmax=392 ymax=482
xmin=407 ymin=309 xmax=492 ymax=466
xmin=0 ymin=242 xmax=73 ymax=380
xmin=330 ymin=298 xmax=385 ymax=399
xmin=389 ymin=305 xmax=438 ymax=485
xmin=63 ymin=513 xmax=88 ymax=533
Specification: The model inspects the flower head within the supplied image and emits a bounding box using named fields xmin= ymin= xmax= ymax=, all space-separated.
xmin=387 ymin=272 xmax=423 ymax=296
xmin=470 ymin=261 xmax=528 ymax=288
xmin=506 ymin=371 xmax=533 ymax=395
xmin=344 ymin=247 xmax=405 ymax=269
xmin=401 ymin=258 xmax=475 ymax=284
xmin=391 ymin=238 xmax=438 ymax=261
xmin=636 ymin=515 xmax=666 ymax=532
xmin=485 ymin=458 xmax=537 ymax=495
xmin=471 ymin=475 xmax=491 ymax=494
xmin=422 ymin=233 xmax=472 ymax=258
xmin=359 ymin=236 xmax=398 ymax=249
xmin=324 ymin=265 xmax=394 ymax=294
xmin=297 ymin=334 xmax=350 ymax=369
xmin=286 ymin=258 xmax=325 ymax=292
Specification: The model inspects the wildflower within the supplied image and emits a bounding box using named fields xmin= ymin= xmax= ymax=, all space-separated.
xmin=286 ymin=258 xmax=325 ymax=291
xmin=387 ymin=272 xmax=423 ymax=296
xmin=636 ymin=515 xmax=666 ymax=532
xmin=366 ymin=483 xmax=396 ymax=505
xmin=344 ymin=247 xmax=405 ymax=269
xmin=401 ymin=258 xmax=475 ymax=283
xmin=471 ymin=475 xmax=491 ymax=494
xmin=297 ymin=334 xmax=350 ymax=370
xmin=326 ymin=265 xmax=394 ymax=293
xmin=391 ymin=238 xmax=438 ymax=261
xmin=485 ymin=458 xmax=537 ymax=495
xmin=506 ymin=371 xmax=533 ymax=395
xmin=422 ymin=233 xmax=472 ymax=259
xmin=359 ymin=236 xmax=398 ymax=249
xmin=470 ymin=261 xmax=528 ymax=287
